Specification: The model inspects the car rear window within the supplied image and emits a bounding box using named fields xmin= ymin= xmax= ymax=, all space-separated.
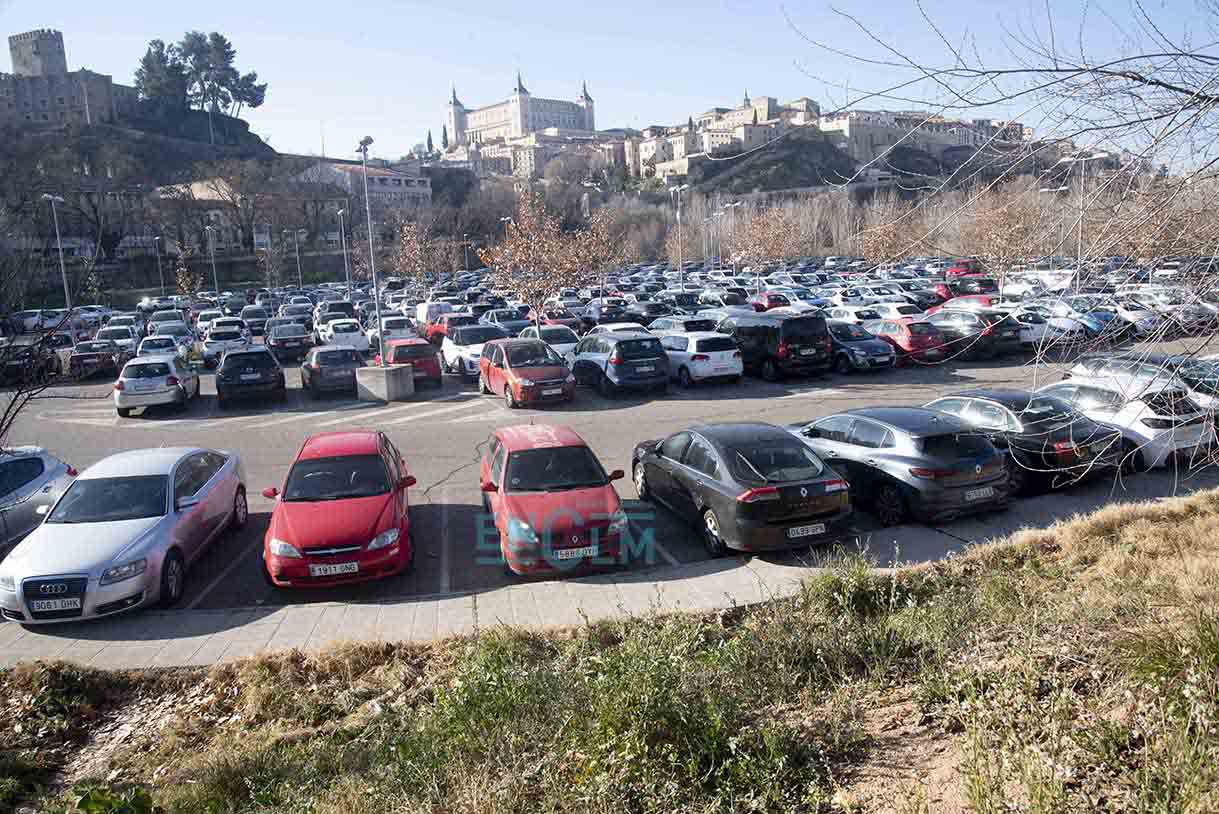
xmin=1144 ymin=390 xmax=1200 ymax=416
xmin=125 ymin=362 xmax=171 ymax=378
xmin=895 ymin=305 xmax=922 ymax=315
xmin=333 ymin=323 xmax=359 ymax=333
xmin=241 ymin=308 xmax=268 ymax=318
xmin=618 ymin=338 xmax=664 ymax=360
xmin=920 ymin=433 xmax=994 ymax=458
xmin=453 ymin=326 xmax=507 ymax=344
xmin=317 ymin=349 xmax=362 ymax=365
xmin=780 ymin=316 xmax=828 ymax=341
xmin=222 ymin=353 xmax=276 ymax=370
xmin=729 ymin=441 xmax=824 ymax=484
xmin=211 ymin=330 xmax=242 ymax=341
xmin=272 ymin=325 xmax=307 ymax=337
xmin=694 ymin=337 xmax=737 ymax=353
xmin=540 ymin=327 xmax=578 ymax=343
xmin=392 ymin=345 xmax=436 ymax=362
xmin=830 ymin=323 xmax=869 ymax=340
xmin=681 ymin=319 xmax=717 ymax=332
xmin=75 ymin=342 xmax=112 ymax=353
xmin=142 ymin=339 xmax=174 ymax=350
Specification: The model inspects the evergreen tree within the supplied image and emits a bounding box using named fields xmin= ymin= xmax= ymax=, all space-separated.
xmin=752 ymin=110 xmax=758 ymax=125
xmin=688 ymin=115 xmax=695 ymax=131
xmin=427 ymin=130 xmax=434 ymax=154
xmin=441 ymin=125 xmax=449 ymax=150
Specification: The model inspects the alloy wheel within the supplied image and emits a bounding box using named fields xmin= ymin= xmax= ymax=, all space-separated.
xmin=703 ymin=509 xmax=728 ymax=557
xmin=634 ymin=463 xmax=649 ymax=499
xmin=874 ymin=484 xmax=905 ymax=526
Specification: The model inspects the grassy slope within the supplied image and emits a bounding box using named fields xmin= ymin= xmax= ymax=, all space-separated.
xmin=3 ymin=490 xmax=1219 ymax=813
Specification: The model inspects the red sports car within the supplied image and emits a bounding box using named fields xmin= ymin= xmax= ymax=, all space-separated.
xmin=262 ymin=431 xmax=416 ymax=588
xmin=480 ymin=424 xmax=627 ymax=575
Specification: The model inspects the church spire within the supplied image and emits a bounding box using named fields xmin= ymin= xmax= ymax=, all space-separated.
xmin=514 ymin=71 xmax=529 ymax=95
xmin=579 ymin=80 xmax=593 ymax=102
xmin=450 ymin=85 xmax=462 ymax=106
xmin=743 ymin=89 xmax=751 ymax=107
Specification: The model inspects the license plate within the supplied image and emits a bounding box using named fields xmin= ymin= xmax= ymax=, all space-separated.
xmin=241 ymin=373 xmax=263 ymax=381
xmin=542 ymin=387 xmax=563 ymax=395
xmin=130 ymin=381 xmax=154 ymax=391
xmin=284 ymin=341 xmax=300 ymax=347
xmin=965 ymin=487 xmax=994 ymax=501
xmin=635 ymin=365 xmax=654 ymax=372
xmin=800 ymin=348 xmax=816 ymax=355
xmin=787 ymin=523 xmax=826 ymax=539
xmin=30 ymin=597 xmax=81 ymax=612
xmin=554 ymin=544 xmax=597 ymax=561
xmin=308 ymin=562 xmax=359 ymax=577
xmin=328 ymin=369 xmax=351 ymax=377
xmin=1003 ymin=331 xmax=1018 ymax=337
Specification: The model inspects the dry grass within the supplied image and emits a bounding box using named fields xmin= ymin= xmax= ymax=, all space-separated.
xmin=4 ymin=490 xmax=1219 ymax=813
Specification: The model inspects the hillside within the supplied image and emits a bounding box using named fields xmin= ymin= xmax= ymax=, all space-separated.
xmin=689 ymin=127 xmax=857 ymax=194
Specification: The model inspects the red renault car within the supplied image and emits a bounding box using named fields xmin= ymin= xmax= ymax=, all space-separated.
xmin=479 ymin=424 xmax=627 ymax=575
xmin=478 ymin=338 xmax=576 ymax=408
xmin=374 ymin=338 xmax=443 ymax=387
xmin=261 ymin=431 xmax=416 ymax=588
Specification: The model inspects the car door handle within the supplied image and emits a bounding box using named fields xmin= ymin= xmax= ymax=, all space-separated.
xmin=866 ymin=459 xmax=878 ymax=466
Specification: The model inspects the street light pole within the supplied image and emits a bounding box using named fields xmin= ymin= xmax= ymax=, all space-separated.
xmin=357 ymin=136 xmax=386 ymax=368
xmin=463 ymin=232 xmax=470 ymax=270
xmin=205 ymin=226 xmax=220 ymax=294
xmin=669 ymin=184 xmax=689 ymax=292
xmin=154 ymin=236 xmax=165 ymax=296
xmin=294 ymin=230 xmax=304 ymax=287
xmin=41 ymin=194 xmax=70 ymax=310
xmin=337 ymin=209 xmax=351 ymax=298
xmin=724 ymin=201 xmax=742 ymax=274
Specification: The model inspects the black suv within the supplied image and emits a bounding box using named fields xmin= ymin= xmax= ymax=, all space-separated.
xmin=215 ymin=347 xmax=287 ymax=407
xmin=717 ymin=312 xmax=832 ymax=381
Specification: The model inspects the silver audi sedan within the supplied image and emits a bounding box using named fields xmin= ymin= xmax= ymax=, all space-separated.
xmin=0 ymin=447 xmax=247 ymax=623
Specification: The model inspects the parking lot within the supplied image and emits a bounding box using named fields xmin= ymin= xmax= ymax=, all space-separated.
xmin=9 ymin=331 xmax=1219 ymax=619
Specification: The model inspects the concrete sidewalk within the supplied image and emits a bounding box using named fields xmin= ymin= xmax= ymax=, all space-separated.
xmin=0 ymin=556 xmax=837 ymax=670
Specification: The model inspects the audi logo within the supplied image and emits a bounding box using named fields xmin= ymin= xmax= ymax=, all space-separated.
xmin=40 ymin=584 xmax=68 ymax=595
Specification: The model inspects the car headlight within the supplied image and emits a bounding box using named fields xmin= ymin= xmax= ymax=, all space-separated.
xmin=100 ymin=558 xmax=147 ymax=586
xmin=268 ymin=538 xmax=302 ymax=558
xmin=851 ymin=349 xmax=867 ymax=358
xmin=507 ymin=516 xmax=538 ymax=545
xmin=565 ymin=374 xmax=576 ymax=384
xmin=0 ymin=573 xmax=14 ymax=592
xmin=368 ymin=528 xmax=399 ymax=551
xmin=608 ymin=508 xmax=629 ymax=535
xmin=517 ymin=378 xmax=535 ymax=386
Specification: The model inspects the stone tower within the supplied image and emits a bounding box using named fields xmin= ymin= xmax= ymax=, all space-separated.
xmin=578 ymin=81 xmax=595 ymax=132
xmin=8 ymin=29 xmax=68 ymax=77
xmin=446 ymin=86 xmax=467 ymax=147
xmin=510 ymin=72 xmax=531 ymax=138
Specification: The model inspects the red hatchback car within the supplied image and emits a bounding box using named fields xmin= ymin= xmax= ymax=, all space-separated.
xmin=527 ymin=307 xmax=584 ymax=333
xmin=865 ymin=318 xmax=946 ymax=365
xmin=480 ymin=424 xmax=627 ymax=575
xmin=261 ymin=431 xmax=416 ymax=588
xmin=750 ymin=292 xmax=792 ymax=312
xmin=374 ymin=338 xmax=443 ymax=387
xmin=478 ymin=338 xmax=576 ymax=408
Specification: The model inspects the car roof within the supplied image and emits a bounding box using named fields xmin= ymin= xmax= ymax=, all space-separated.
xmin=837 ymin=406 xmax=971 ymax=435
xmin=496 ymin=423 xmax=587 ymax=452
xmin=945 ymin=388 xmax=1041 ymax=408
xmin=127 ymin=352 xmax=177 ymax=362
xmin=298 ymin=431 xmax=381 ymax=460
xmin=82 ymin=447 xmax=201 ymax=478
xmin=683 ymin=422 xmax=797 ymax=448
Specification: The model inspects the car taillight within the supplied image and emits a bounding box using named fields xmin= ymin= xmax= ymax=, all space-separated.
xmin=1054 ymin=441 xmax=1081 ymax=460
xmin=113 ymin=381 xmax=125 ymax=391
xmin=690 ymin=353 xmax=710 ymax=362
xmin=733 ymin=350 xmax=742 ymax=358
xmin=166 ymin=376 xmax=179 ymax=386
xmin=737 ymin=486 xmax=780 ymax=503
xmin=776 ymin=341 xmax=789 ymax=358
xmin=910 ymin=466 xmax=956 ymax=479
xmin=981 ymin=324 xmax=993 ymax=336
xmin=608 ymin=354 xmax=622 ymax=365
xmin=823 ymin=479 xmax=848 ymax=493
xmin=66 ymin=466 xmax=78 ymax=476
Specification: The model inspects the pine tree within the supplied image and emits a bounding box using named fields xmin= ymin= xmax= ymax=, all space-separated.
xmin=687 ymin=115 xmax=695 ymax=131
xmin=441 ymin=125 xmax=449 ymax=150
xmin=426 ymin=130 xmax=434 ymax=154
xmin=752 ymin=110 xmax=758 ymax=125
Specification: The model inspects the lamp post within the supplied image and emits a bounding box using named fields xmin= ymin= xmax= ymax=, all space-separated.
xmin=337 ymin=209 xmax=351 ymax=298
xmin=1038 ymin=186 xmax=1070 ymax=254
xmin=357 ymin=136 xmax=386 ymax=368
xmin=1053 ymin=151 xmax=1109 ymax=286
xmin=204 ymin=225 xmax=220 ymax=295
xmin=724 ymin=201 xmax=742 ymax=274
xmin=41 ymin=194 xmax=71 ymax=310
xmin=669 ymin=183 xmax=689 ymax=291
xmin=463 ymin=232 xmax=470 ymax=270
xmin=153 ymin=235 xmax=165 ymax=296
xmin=284 ymin=229 xmax=304 ymax=287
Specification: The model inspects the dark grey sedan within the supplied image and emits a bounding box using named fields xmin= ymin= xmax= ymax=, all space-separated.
xmin=301 ymin=346 xmax=364 ymax=397
xmin=790 ymin=407 xmax=1009 ymax=526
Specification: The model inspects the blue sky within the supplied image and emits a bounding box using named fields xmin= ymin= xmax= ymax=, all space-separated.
xmin=0 ymin=0 xmax=1206 ymax=159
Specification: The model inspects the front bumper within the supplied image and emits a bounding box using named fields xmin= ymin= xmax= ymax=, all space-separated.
xmin=0 ymin=572 xmax=155 ymax=624
xmin=502 ymin=530 xmax=621 ymax=575
xmin=846 ymin=353 xmax=895 ymax=371
xmin=265 ymin=543 xmax=410 ymax=588
xmin=516 ymin=382 xmax=576 ymax=404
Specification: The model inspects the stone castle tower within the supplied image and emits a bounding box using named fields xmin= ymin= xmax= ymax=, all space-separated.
xmin=446 ymin=86 xmax=467 ymax=146
xmin=578 ymin=80 xmax=595 ymax=132
xmin=8 ymin=29 xmax=68 ymax=76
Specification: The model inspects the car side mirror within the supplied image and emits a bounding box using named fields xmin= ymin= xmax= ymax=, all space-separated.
xmin=262 ymin=487 xmax=279 ymax=499
xmin=400 ymin=475 xmax=417 ymax=489
xmin=480 ymin=480 xmax=498 ymax=493
xmin=176 ymin=495 xmax=199 ymax=511
xmin=608 ymin=469 xmax=625 ymax=482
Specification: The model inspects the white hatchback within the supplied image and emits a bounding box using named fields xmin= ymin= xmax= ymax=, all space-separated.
xmin=659 ymin=331 xmax=743 ymax=387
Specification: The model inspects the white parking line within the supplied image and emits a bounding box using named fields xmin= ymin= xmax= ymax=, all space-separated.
xmin=652 ymin=538 xmax=679 ymax=566
xmin=187 ymin=537 xmax=261 ymax=610
xmin=384 ymin=400 xmax=488 ymax=425
xmin=244 ymin=410 xmax=341 ymax=430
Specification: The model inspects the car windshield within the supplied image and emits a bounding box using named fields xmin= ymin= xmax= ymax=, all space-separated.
xmin=97 ymin=329 xmax=130 ymax=340
xmin=1014 ymin=395 xmax=1076 ymax=427
xmin=730 ymin=441 xmax=824 ymax=484
xmin=507 ymin=342 xmax=563 ymax=367
xmin=316 ymin=349 xmax=362 ymax=365
xmin=391 ymin=344 xmax=435 ymax=362
xmin=453 ymin=327 xmax=506 ymax=345
xmin=830 ymin=323 xmax=870 ymax=340
xmin=272 ymin=325 xmax=307 ymax=338
xmin=46 ymin=475 xmax=168 ymax=523
xmin=540 ymin=327 xmax=578 ymax=343
xmin=283 ymin=454 xmax=390 ymax=501
xmin=504 ymin=446 xmax=607 ymax=492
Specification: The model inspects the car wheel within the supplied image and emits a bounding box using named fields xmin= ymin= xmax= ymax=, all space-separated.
xmin=762 ymin=358 xmax=780 ymax=382
xmin=479 ymin=373 xmax=491 ymax=395
xmin=835 ymin=354 xmax=854 ymax=375
xmin=216 ymin=393 xmax=227 ymax=410
xmin=1007 ymin=457 xmax=1029 ymax=495
xmin=308 ymin=382 xmax=319 ymax=400
xmin=230 ymin=487 xmax=248 ymax=530
xmin=873 ymin=483 xmax=907 ymax=527
xmin=633 ymin=462 xmax=650 ymax=500
xmin=505 ymin=386 xmax=517 ymax=409
xmin=702 ymin=508 xmax=729 ymax=557
xmin=598 ymin=371 xmax=615 ymax=397
xmin=678 ymin=367 xmax=694 ymax=388
xmin=1120 ymin=441 xmax=1146 ymax=476
xmin=116 ymin=407 xmax=131 ymax=418
xmin=159 ymin=550 xmax=185 ymax=608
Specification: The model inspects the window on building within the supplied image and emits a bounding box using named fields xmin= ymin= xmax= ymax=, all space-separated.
xmin=40 ymin=99 xmax=47 ymax=108
xmin=57 ymin=96 xmax=64 ymax=105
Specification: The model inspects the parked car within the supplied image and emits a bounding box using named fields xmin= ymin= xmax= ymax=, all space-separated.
xmin=265 ymin=323 xmax=313 ymax=362
xmin=301 ymin=346 xmax=364 ymax=397
xmin=648 ymin=316 xmax=720 ymax=335
xmin=517 ymin=324 xmax=580 ymax=365
xmin=633 ymin=422 xmax=854 ymax=555
xmin=113 ymin=354 xmax=200 ymax=417
xmin=366 ymin=316 xmax=414 ymax=350
xmin=827 ymin=320 xmax=895 ymax=374
xmin=0 ymin=447 xmax=247 ymax=622
xmin=924 ymin=389 xmax=1122 ymax=493
xmin=201 ymin=326 xmax=251 ymax=368
xmin=863 ymin=319 xmax=945 ymax=365
xmin=145 ymin=309 xmax=188 ymax=336
xmin=1037 ymin=378 xmax=1215 ymax=472
xmin=321 ymin=318 xmax=371 ymax=352
xmin=658 ymin=332 xmax=743 ymax=387
xmin=571 ymin=332 xmax=669 ymax=396
xmin=0 ymin=447 xmax=76 ymax=555
xmin=196 ymin=309 xmax=224 ymax=335
xmin=68 ymin=340 xmax=127 ymax=379
xmin=480 ymin=308 xmax=532 ymax=337
xmin=526 ymin=306 xmax=583 ymax=332
xmin=441 ymin=324 xmax=508 ymax=380
xmin=0 ymin=337 xmax=62 ymax=384
xmin=791 ymin=407 xmax=1008 ymax=525
xmin=261 ymin=431 xmax=415 ymax=588
xmin=479 ymin=424 xmax=626 ymax=575
xmin=215 ymin=347 xmax=287 ymax=407
xmin=374 ymin=338 xmax=443 ymax=387
xmin=95 ymin=325 xmax=139 ymax=355
xmin=1065 ymin=352 xmax=1219 ymax=412
xmin=717 ymin=312 xmax=832 ymax=381
xmin=479 ymin=338 xmax=576 ymax=408
xmin=924 ymin=309 xmax=1022 ymax=359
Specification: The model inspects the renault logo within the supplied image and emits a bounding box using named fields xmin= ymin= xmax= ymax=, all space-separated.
xmin=800 ymin=487 xmax=808 ymax=498
xmin=40 ymin=583 xmax=68 ymax=595
xmin=571 ymin=535 xmax=580 ymax=544
xmin=976 ymin=464 xmax=983 ymax=474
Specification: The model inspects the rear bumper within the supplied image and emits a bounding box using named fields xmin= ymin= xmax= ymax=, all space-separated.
xmin=311 ymin=374 xmax=358 ymax=392
xmin=608 ymin=372 xmax=668 ymax=390
xmin=114 ymin=388 xmax=184 ymax=408
xmin=728 ymin=507 xmax=855 ymax=552
xmin=909 ymin=479 xmax=1009 ymax=522
xmin=217 ymin=380 xmax=284 ymax=398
